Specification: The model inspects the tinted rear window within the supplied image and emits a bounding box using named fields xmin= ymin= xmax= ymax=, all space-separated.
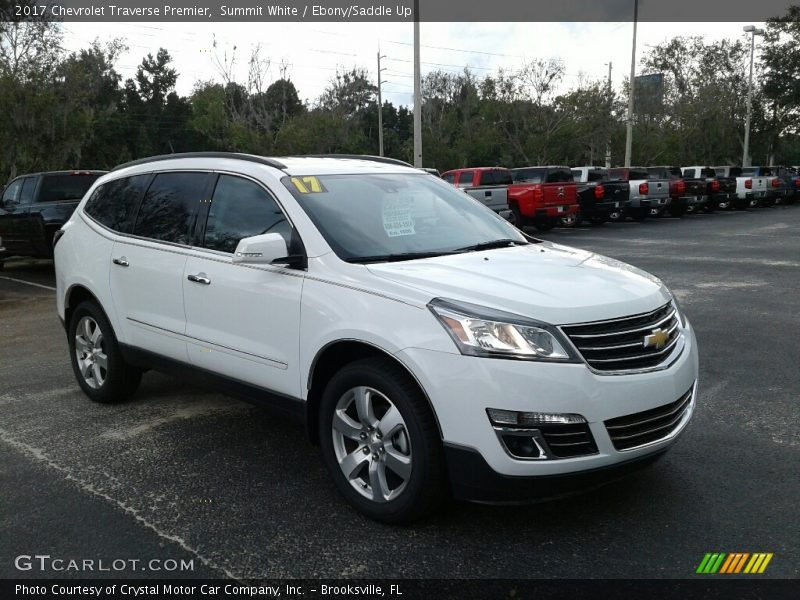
xmin=630 ymin=170 xmax=650 ymax=180
xmin=701 ymin=168 xmax=716 ymax=177
xmin=479 ymin=170 xmax=512 ymax=186
xmin=669 ymin=167 xmax=682 ymax=177
xmin=84 ymin=175 xmax=150 ymax=234
xmin=587 ymin=169 xmax=608 ymax=182
xmin=741 ymin=168 xmax=756 ymax=176
xmin=132 ymin=172 xmax=210 ymax=244
xmin=511 ymin=168 xmax=544 ymax=184
xmin=456 ymin=171 xmax=475 ymax=188
xmin=608 ymin=169 xmax=626 ymax=181
xmin=38 ymin=174 xmax=101 ymax=203
xmin=545 ymin=168 xmax=574 ymax=183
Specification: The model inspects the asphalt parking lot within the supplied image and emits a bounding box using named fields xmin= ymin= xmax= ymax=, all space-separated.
xmin=1 ymin=206 xmax=798 ymax=580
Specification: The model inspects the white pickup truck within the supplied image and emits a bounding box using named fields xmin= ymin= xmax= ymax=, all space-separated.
xmin=713 ymin=165 xmax=769 ymax=208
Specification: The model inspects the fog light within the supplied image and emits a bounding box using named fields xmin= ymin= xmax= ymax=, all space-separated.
xmin=487 ymin=408 xmax=587 ymax=427
xmin=501 ymin=433 xmax=542 ymax=458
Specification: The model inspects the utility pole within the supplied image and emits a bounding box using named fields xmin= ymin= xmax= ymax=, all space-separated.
xmin=624 ymin=0 xmax=638 ymax=168
xmin=413 ymin=0 xmax=422 ymax=167
xmin=605 ymin=61 xmax=612 ymax=168
xmin=742 ymin=25 xmax=764 ymax=168
xmin=377 ymin=50 xmax=387 ymax=156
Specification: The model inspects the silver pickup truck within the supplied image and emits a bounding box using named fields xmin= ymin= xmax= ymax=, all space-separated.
xmin=440 ymin=167 xmax=512 ymax=219
xmin=607 ymin=167 xmax=670 ymax=221
xmin=714 ymin=165 xmax=770 ymax=208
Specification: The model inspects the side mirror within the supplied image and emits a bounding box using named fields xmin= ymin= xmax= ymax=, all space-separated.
xmin=232 ymin=233 xmax=289 ymax=265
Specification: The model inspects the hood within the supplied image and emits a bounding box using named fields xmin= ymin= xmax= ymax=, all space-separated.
xmin=366 ymin=242 xmax=671 ymax=325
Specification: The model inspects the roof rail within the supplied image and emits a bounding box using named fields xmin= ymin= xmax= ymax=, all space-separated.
xmin=296 ymin=154 xmax=413 ymax=167
xmin=111 ymin=152 xmax=287 ymax=172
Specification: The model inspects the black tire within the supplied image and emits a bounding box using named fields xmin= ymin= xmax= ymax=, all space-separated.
xmin=607 ymin=208 xmax=623 ymax=222
xmin=630 ymin=208 xmax=648 ymax=221
xmin=508 ymin=203 xmax=524 ymax=229
xmin=703 ymin=202 xmax=716 ymax=214
xmin=558 ymin=211 xmax=579 ymax=228
xmin=668 ymin=203 xmax=685 ymax=218
xmin=589 ymin=215 xmax=608 ymax=225
xmin=67 ymin=301 xmax=142 ymax=403
xmin=318 ymin=357 xmax=447 ymax=523
xmin=533 ymin=219 xmax=556 ymax=231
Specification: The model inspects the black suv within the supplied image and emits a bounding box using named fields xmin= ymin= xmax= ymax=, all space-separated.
xmin=0 ymin=170 xmax=105 ymax=266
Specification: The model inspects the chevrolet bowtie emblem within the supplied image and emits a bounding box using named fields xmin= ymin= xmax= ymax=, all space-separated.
xmin=644 ymin=328 xmax=669 ymax=350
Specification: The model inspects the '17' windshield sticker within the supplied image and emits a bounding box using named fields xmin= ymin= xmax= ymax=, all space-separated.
xmin=382 ymin=196 xmax=416 ymax=237
xmin=291 ymin=176 xmax=327 ymax=194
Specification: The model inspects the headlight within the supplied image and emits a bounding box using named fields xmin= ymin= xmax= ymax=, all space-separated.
xmin=428 ymin=298 xmax=575 ymax=361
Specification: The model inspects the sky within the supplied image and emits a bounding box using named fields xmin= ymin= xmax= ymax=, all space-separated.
xmin=61 ymin=21 xmax=766 ymax=107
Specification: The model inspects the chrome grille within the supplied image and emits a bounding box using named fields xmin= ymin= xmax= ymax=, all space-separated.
xmin=538 ymin=423 xmax=598 ymax=458
xmin=561 ymin=302 xmax=681 ymax=372
xmin=605 ymin=386 xmax=694 ymax=451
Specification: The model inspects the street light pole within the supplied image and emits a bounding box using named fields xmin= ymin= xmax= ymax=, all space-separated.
xmin=605 ymin=61 xmax=612 ymax=168
xmin=377 ymin=51 xmax=387 ymax=156
xmin=413 ymin=0 xmax=422 ymax=167
xmin=742 ymin=25 xmax=764 ymax=168
xmin=624 ymin=0 xmax=638 ymax=168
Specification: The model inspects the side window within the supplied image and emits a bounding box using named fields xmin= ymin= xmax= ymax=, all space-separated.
xmin=84 ymin=175 xmax=150 ymax=234
xmin=684 ymin=168 xmax=696 ymax=178
xmin=202 ymin=175 xmax=291 ymax=254
xmin=132 ymin=172 xmax=209 ymax=244
xmin=2 ymin=179 xmax=23 ymax=205
xmin=18 ymin=178 xmax=37 ymax=205
xmin=441 ymin=173 xmax=456 ymax=184
xmin=457 ymin=171 xmax=474 ymax=188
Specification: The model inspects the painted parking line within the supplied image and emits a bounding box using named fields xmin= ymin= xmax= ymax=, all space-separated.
xmin=0 ymin=275 xmax=56 ymax=291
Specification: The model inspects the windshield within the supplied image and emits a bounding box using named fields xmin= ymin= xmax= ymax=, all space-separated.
xmin=282 ymin=173 xmax=527 ymax=263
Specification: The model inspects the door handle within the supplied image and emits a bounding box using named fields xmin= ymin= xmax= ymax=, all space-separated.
xmin=187 ymin=273 xmax=211 ymax=285
xmin=112 ymin=257 xmax=129 ymax=267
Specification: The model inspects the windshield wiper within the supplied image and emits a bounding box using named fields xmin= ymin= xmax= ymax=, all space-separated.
xmin=454 ymin=239 xmax=528 ymax=252
xmin=346 ymin=251 xmax=463 ymax=264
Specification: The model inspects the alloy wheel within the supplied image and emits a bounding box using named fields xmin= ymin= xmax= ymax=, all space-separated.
xmin=331 ymin=386 xmax=412 ymax=503
xmin=74 ymin=316 xmax=107 ymax=389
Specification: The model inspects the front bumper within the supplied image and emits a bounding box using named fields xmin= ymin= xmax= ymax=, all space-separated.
xmin=396 ymin=320 xmax=699 ymax=485
xmin=445 ymin=442 xmax=668 ymax=503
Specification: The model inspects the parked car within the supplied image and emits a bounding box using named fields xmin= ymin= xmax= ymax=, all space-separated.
xmin=710 ymin=166 xmax=749 ymax=209
xmin=681 ymin=166 xmax=737 ymax=211
xmin=566 ymin=166 xmax=631 ymax=227
xmin=741 ymin=166 xmax=781 ymax=207
xmin=54 ymin=152 xmax=698 ymax=523
xmin=767 ymin=166 xmax=797 ymax=205
xmin=608 ymin=167 xmax=669 ymax=221
xmin=0 ymin=170 xmax=106 ymax=265
xmin=646 ymin=166 xmax=706 ymax=216
xmin=441 ymin=167 xmax=513 ymax=220
xmin=508 ymin=166 xmax=579 ymax=230
xmin=717 ymin=165 xmax=771 ymax=208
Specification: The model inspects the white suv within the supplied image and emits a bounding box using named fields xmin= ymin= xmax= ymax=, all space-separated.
xmin=55 ymin=153 xmax=699 ymax=522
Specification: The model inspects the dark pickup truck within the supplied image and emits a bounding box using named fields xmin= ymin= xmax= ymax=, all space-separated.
xmin=0 ymin=170 xmax=105 ymax=266
xmin=646 ymin=166 xmax=707 ymax=216
xmin=566 ymin=166 xmax=630 ymax=226
xmin=682 ymin=166 xmax=737 ymax=211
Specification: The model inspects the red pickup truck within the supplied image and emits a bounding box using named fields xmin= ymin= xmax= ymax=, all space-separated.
xmin=508 ymin=166 xmax=579 ymax=230
xmin=442 ymin=166 xmax=578 ymax=230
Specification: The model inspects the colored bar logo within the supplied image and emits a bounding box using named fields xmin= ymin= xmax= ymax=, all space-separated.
xmin=696 ymin=552 xmax=773 ymax=574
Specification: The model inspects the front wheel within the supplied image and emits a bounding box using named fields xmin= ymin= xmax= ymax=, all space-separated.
xmin=68 ymin=301 xmax=142 ymax=403
xmin=319 ymin=358 xmax=447 ymax=523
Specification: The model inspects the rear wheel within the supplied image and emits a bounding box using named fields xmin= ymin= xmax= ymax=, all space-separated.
xmin=630 ymin=208 xmax=649 ymax=221
xmin=558 ymin=211 xmax=579 ymax=228
xmin=607 ymin=208 xmax=623 ymax=222
xmin=319 ymin=358 xmax=447 ymax=523
xmin=589 ymin=215 xmax=608 ymax=225
xmin=68 ymin=301 xmax=142 ymax=403
xmin=533 ymin=218 xmax=556 ymax=231
xmin=668 ymin=203 xmax=685 ymax=218
xmin=507 ymin=203 xmax=524 ymax=229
